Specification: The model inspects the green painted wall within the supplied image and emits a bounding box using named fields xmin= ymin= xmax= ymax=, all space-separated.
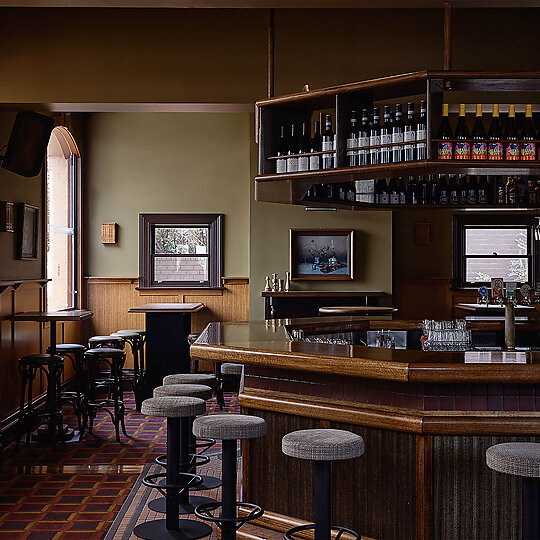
xmin=84 ymin=112 xmax=251 ymax=278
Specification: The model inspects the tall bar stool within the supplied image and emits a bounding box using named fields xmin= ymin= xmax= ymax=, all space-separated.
xmin=216 ymin=363 xmax=243 ymax=410
xmin=281 ymin=429 xmax=364 ymax=540
xmin=46 ymin=343 xmax=87 ymax=438
xmin=193 ymin=414 xmax=266 ymax=540
xmin=486 ymin=442 xmax=540 ymax=540
xmin=16 ymin=354 xmax=64 ymax=450
xmin=85 ymin=347 xmax=127 ymax=443
xmin=149 ymin=383 xmax=219 ymax=515
xmin=88 ymin=335 xmax=125 ymax=350
xmin=134 ymin=396 xmax=212 ymax=540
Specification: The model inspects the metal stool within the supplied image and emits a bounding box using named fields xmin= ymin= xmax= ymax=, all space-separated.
xmin=85 ymin=347 xmax=127 ymax=443
xmin=216 ymin=363 xmax=243 ymax=410
xmin=193 ymin=414 xmax=266 ymax=540
xmin=134 ymin=396 xmax=212 ymax=540
xmin=282 ymin=429 xmax=364 ymax=540
xmin=16 ymin=354 xmax=64 ymax=450
xmin=46 ymin=343 xmax=87 ymax=439
xmin=487 ymin=442 xmax=540 ymax=540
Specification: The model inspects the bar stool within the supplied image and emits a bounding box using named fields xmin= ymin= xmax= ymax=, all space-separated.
xmin=149 ymin=383 xmax=219 ymax=515
xmin=111 ymin=330 xmax=145 ymax=407
xmin=216 ymin=363 xmax=243 ymax=410
xmin=16 ymin=354 xmax=64 ymax=450
xmin=88 ymin=335 xmax=125 ymax=349
xmin=281 ymin=429 xmax=364 ymax=540
xmin=193 ymin=414 xmax=266 ymax=540
xmin=134 ymin=396 xmax=212 ymax=540
xmin=85 ymin=347 xmax=127 ymax=443
xmin=188 ymin=333 xmax=201 ymax=372
xmin=46 ymin=343 xmax=87 ymax=438
xmin=486 ymin=442 xmax=540 ymax=540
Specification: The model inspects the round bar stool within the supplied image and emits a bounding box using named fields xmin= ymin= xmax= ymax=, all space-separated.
xmin=85 ymin=347 xmax=127 ymax=443
xmin=216 ymin=363 xmax=243 ymax=410
xmin=46 ymin=343 xmax=87 ymax=439
xmin=193 ymin=414 xmax=266 ymax=540
xmin=111 ymin=330 xmax=145 ymax=408
xmin=486 ymin=442 xmax=540 ymax=540
xmin=16 ymin=354 xmax=64 ymax=450
xmin=281 ymin=429 xmax=364 ymax=540
xmin=149 ymin=383 xmax=219 ymax=515
xmin=88 ymin=335 xmax=125 ymax=349
xmin=134 ymin=396 xmax=212 ymax=540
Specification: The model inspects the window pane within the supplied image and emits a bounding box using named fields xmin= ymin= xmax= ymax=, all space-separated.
xmin=155 ymin=227 xmax=208 ymax=255
xmin=154 ymin=256 xmax=208 ymax=283
xmin=47 ymin=230 xmax=73 ymax=310
xmin=465 ymin=257 xmax=529 ymax=283
xmin=465 ymin=228 xmax=528 ymax=256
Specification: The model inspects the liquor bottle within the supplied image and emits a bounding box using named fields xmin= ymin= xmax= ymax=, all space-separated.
xmin=448 ymin=174 xmax=460 ymax=204
xmin=309 ymin=120 xmax=322 ymax=170
xmin=397 ymin=177 xmax=406 ymax=204
xmin=527 ymin=178 xmax=537 ymax=206
xmin=380 ymin=106 xmax=393 ymax=164
xmin=388 ymin=177 xmax=399 ymax=204
xmin=477 ymin=176 xmax=490 ymax=204
xmin=471 ymin=104 xmax=487 ymax=160
xmin=429 ymin=174 xmax=439 ymax=204
xmin=347 ymin=111 xmax=359 ymax=167
xmin=518 ymin=176 xmax=527 ymax=204
xmin=437 ymin=103 xmax=453 ymax=159
xmin=406 ymin=176 xmax=419 ymax=204
xmin=418 ymin=175 xmax=428 ymax=204
xmin=497 ymin=177 xmax=506 ymax=205
xmin=374 ymin=178 xmax=383 ymax=204
xmin=416 ymin=100 xmax=427 ymax=159
xmin=438 ymin=174 xmax=449 ymax=205
xmin=322 ymin=115 xmax=335 ymax=169
xmin=504 ymin=105 xmax=520 ymax=161
xmin=404 ymin=102 xmax=416 ymax=161
xmin=338 ymin=183 xmax=347 ymax=201
xmin=521 ymin=104 xmax=536 ymax=161
xmin=358 ymin=109 xmax=370 ymax=166
xmin=454 ymin=104 xmax=471 ymax=159
xmin=276 ymin=125 xmax=288 ymax=173
xmin=467 ymin=175 xmax=478 ymax=205
xmin=535 ymin=179 xmax=540 ymax=206
xmin=370 ymin=108 xmax=381 ymax=165
xmin=298 ymin=122 xmax=311 ymax=172
xmin=286 ymin=124 xmax=299 ymax=173
xmin=506 ymin=176 xmax=518 ymax=204
xmin=459 ymin=174 xmax=468 ymax=205
xmin=488 ymin=104 xmax=504 ymax=161
xmin=346 ymin=182 xmax=356 ymax=202
xmin=392 ymin=104 xmax=404 ymax=163
xmin=379 ymin=178 xmax=389 ymax=205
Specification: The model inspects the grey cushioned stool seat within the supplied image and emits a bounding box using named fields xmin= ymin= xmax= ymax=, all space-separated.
xmin=282 ymin=429 xmax=365 ymax=461
xmin=193 ymin=414 xmax=267 ymax=440
xmin=164 ymin=373 xmax=218 ymax=390
xmin=221 ymin=362 xmax=243 ymax=376
xmin=141 ymin=396 xmax=206 ymax=418
xmin=154 ymin=384 xmax=213 ymax=401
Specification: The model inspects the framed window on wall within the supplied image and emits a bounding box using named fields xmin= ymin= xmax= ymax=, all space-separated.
xmin=139 ymin=213 xmax=223 ymax=289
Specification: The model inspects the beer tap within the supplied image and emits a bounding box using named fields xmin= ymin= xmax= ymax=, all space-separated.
xmin=477 ymin=285 xmax=489 ymax=306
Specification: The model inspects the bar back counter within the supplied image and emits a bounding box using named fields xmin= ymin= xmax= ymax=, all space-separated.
xmin=191 ymin=318 xmax=540 ymax=540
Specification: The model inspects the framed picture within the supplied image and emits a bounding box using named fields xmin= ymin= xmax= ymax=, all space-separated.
xmin=289 ymin=228 xmax=353 ymax=280
xmin=17 ymin=203 xmax=39 ymax=260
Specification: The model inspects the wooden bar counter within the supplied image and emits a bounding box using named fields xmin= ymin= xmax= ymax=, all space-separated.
xmin=192 ymin=318 xmax=540 ymax=540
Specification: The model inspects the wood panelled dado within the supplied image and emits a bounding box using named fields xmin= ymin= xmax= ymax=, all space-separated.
xmin=84 ymin=277 xmax=249 ymax=369
xmin=393 ymin=278 xmax=453 ymax=321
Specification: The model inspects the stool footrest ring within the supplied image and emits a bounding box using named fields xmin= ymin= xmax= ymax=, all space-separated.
xmin=196 ymin=437 xmax=216 ymax=453
xmin=142 ymin=472 xmax=203 ymax=498
xmin=194 ymin=502 xmax=263 ymax=531
xmin=284 ymin=524 xmax=360 ymax=540
xmin=154 ymin=453 xmax=210 ymax=469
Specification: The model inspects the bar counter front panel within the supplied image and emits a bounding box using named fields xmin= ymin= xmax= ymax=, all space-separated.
xmin=192 ymin=319 xmax=540 ymax=540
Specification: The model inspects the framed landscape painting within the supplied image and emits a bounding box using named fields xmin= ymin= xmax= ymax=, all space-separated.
xmin=289 ymin=229 xmax=353 ymax=280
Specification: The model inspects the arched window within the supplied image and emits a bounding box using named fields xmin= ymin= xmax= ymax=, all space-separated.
xmin=46 ymin=126 xmax=80 ymax=311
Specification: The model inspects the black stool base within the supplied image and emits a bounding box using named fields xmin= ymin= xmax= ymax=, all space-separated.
xmin=148 ymin=495 xmax=217 ymax=515
xmin=133 ymin=518 xmax=211 ymax=540
xmin=189 ymin=475 xmax=221 ymax=491
xmin=284 ymin=524 xmax=360 ymax=540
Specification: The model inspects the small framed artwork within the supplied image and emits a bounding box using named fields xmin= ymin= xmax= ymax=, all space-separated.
xmin=17 ymin=203 xmax=39 ymax=260
xmin=290 ymin=228 xmax=353 ymax=280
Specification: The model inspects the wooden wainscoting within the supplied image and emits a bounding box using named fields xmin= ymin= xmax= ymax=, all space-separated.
xmin=393 ymin=278 xmax=453 ymax=320
xmin=84 ymin=277 xmax=249 ymax=370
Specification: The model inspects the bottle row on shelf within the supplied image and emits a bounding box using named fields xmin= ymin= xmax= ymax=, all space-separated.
xmin=304 ymin=175 xmax=540 ymax=207
xmin=271 ymin=102 xmax=539 ymax=174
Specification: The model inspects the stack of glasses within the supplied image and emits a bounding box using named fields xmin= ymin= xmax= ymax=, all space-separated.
xmin=421 ymin=319 xmax=472 ymax=352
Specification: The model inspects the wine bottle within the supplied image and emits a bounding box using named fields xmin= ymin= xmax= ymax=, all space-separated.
xmin=370 ymin=107 xmax=381 ymax=165
xmin=521 ymin=104 xmax=536 ymax=161
xmin=404 ymin=102 xmax=416 ymax=161
xmin=346 ymin=182 xmax=356 ymax=202
xmin=467 ymin=175 xmax=478 ymax=205
xmin=448 ymin=174 xmax=459 ymax=204
xmin=477 ymin=176 xmax=490 ymax=204
xmin=392 ymin=104 xmax=404 ymax=163
xmin=298 ymin=122 xmax=310 ymax=172
xmin=417 ymin=175 xmax=428 ymax=204
xmin=406 ymin=176 xmax=419 ymax=204
xmin=438 ymin=174 xmax=449 ymax=205
xmin=429 ymin=174 xmax=439 ymax=204
xmin=388 ymin=177 xmax=399 ymax=204
xmin=488 ymin=104 xmax=504 ymax=161
xmin=437 ymin=103 xmax=453 ymax=159
xmin=276 ymin=125 xmax=288 ymax=173
xmin=286 ymin=124 xmax=299 ymax=173
xmin=397 ymin=177 xmax=406 ymax=204
xmin=322 ymin=114 xmax=335 ymax=169
xmin=379 ymin=178 xmax=389 ymax=205
xmin=454 ymin=104 xmax=471 ymax=160
xmin=309 ymin=120 xmax=322 ymax=170
xmin=527 ymin=178 xmax=537 ymax=206
xmin=459 ymin=174 xmax=468 ymax=205
xmin=504 ymin=105 xmax=520 ymax=161
xmin=518 ymin=176 xmax=527 ymax=205
xmin=497 ymin=177 xmax=506 ymax=205
xmin=416 ymin=100 xmax=427 ymax=159
xmin=506 ymin=175 xmax=518 ymax=204
xmin=358 ymin=109 xmax=370 ymax=166
xmin=347 ymin=111 xmax=359 ymax=167
xmin=471 ymin=104 xmax=487 ymax=160
xmin=380 ymin=106 xmax=393 ymax=164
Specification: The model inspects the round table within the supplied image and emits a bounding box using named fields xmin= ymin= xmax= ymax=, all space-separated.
xmin=318 ymin=306 xmax=398 ymax=316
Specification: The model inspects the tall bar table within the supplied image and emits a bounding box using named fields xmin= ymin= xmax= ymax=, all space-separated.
xmin=128 ymin=303 xmax=204 ymax=405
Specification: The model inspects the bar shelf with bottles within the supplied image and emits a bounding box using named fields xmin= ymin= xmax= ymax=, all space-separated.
xmin=255 ymin=71 xmax=540 ymax=207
